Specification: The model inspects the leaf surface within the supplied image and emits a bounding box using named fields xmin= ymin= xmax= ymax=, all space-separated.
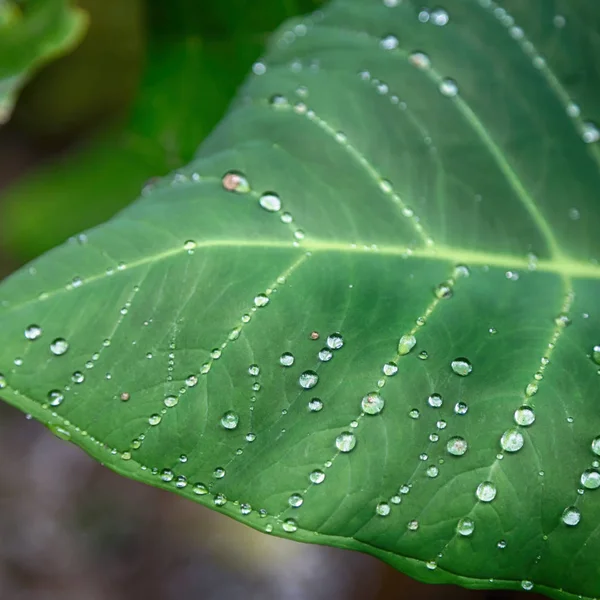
xmin=1 ymin=0 xmax=600 ymax=597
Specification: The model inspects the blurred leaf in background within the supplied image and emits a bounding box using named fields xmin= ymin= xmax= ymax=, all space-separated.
xmin=0 ymin=0 xmax=87 ymax=124
xmin=0 ymin=0 xmax=325 ymax=260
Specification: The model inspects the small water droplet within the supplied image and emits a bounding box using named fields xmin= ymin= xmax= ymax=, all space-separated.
xmin=376 ymin=502 xmax=391 ymax=516
xmin=186 ymin=375 xmax=198 ymax=387
xmin=213 ymin=493 xmax=227 ymax=506
xmin=25 ymin=325 xmax=42 ymax=340
xmin=434 ymin=282 xmax=453 ymax=299
xmin=497 ymin=540 xmax=507 ymax=549
xmin=120 ymin=392 xmax=131 ymax=402
xmin=48 ymin=390 xmax=64 ymax=407
xmin=447 ymin=436 xmax=468 ymax=456
xmin=398 ymin=334 xmax=416 ymax=355
xmin=326 ymin=332 xmax=344 ymax=350
xmin=299 ymin=370 xmax=319 ymax=389
xmin=562 ymin=506 xmax=581 ymax=526
xmin=476 ymin=481 xmax=497 ymax=502
xmin=288 ymin=493 xmax=304 ymax=508
xmin=213 ymin=467 xmax=226 ymax=479
xmin=184 ymin=240 xmax=196 ymax=253
xmin=418 ymin=350 xmax=428 ymax=360
xmin=310 ymin=469 xmax=325 ymax=484
xmin=554 ymin=313 xmax=571 ymax=327
xmin=456 ymin=517 xmax=475 ymax=536
xmin=308 ymin=398 xmax=323 ymax=412
xmin=514 ymin=406 xmax=535 ymax=426
xmin=426 ymin=465 xmax=439 ymax=478
xmin=380 ymin=34 xmax=399 ymax=50
xmin=49 ymin=424 xmax=71 ymax=441
xmin=454 ymin=402 xmax=468 ymax=415
xmin=221 ymin=411 xmax=239 ymax=430
xmin=282 ymin=518 xmax=298 ymax=533
xmin=430 ymin=8 xmax=449 ymax=25
xmin=582 ymin=122 xmax=600 ymax=144
xmin=591 ymin=436 xmax=600 ymax=456
xmin=318 ymin=348 xmax=333 ymax=362
xmin=280 ymin=352 xmax=295 ymax=366
xmin=71 ymin=371 xmax=84 ymax=384
xmin=451 ymin=357 xmax=472 ymax=376
xmin=50 ymin=338 xmax=69 ymax=356
xmin=248 ymin=364 xmax=260 ymax=376
xmin=160 ymin=469 xmax=174 ymax=482
xmin=409 ymin=51 xmax=431 ymax=70
xmin=254 ymin=293 xmax=270 ymax=307
xmin=500 ymin=428 xmax=524 ymax=452
xmin=148 ymin=414 xmax=162 ymax=426
xmin=0 ymin=374 xmax=6 ymax=389
xmin=581 ymin=469 xmax=600 ymax=489
xmin=407 ymin=520 xmax=419 ymax=531
xmin=362 ymin=392 xmax=385 ymax=415
xmin=335 ymin=432 xmax=356 ymax=452
xmin=427 ymin=393 xmax=443 ymax=408
xmin=259 ymin=192 xmax=282 ymax=212
xmin=439 ymin=78 xmax=459 ymax=97
xmin=591 ymin=345 xmax=600 ymax=365
xmin=383 ymin=361 xmax=398 ymax=376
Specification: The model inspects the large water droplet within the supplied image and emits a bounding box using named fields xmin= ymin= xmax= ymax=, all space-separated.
xmin=318 ymin=348 xmax=333 ymax=362
xmin=451 ymin=357 xmax=472 ymax=376
xmin=308 ymin=398 xmax=323 ymax=412
xmin=361 ymin=392 xmax=385 ymax=415
xmin=398 ymin=334 xmax=416 ymax=355
xmin=221 ymin=411 xmax=240 ymax=430
xmin=427 ymin=393 xmax=443 ymax=408
xmin=25 ymin=325 xmax=42 ymax=340
xmin=48 ymin=390 xmax=64 ymax=407
xmin=581 ymin=469 xmax=600 ymax=489
xmin=476 ymin=481 xmax=497 ymax=502
xmin=561 ymin=506 xmax=581 ymax=526
xmin=254 ymin=294 xmax=270 ymax=308
xmin=335 ymin=432 xmax=356 ymax=452
xmin=326 ymin=332 xmax=344 ymax=350
xmin=288 ymin=493 xmax=304 ymax=508
xmin=299 ymin=370 xmax=319 ymax=389
xmin=310 ymin=469 xmax=325 ymax=484
xmin=456 ymin=517 xmax=474 ymax=536
xmin=259 ymin=193 xmax=282 ymax=212
xmin=514 ymin=406 xmax=535 ymax=426
xmin=50 ymin=338 xmax=69 ymax=356
xmin=454 ymin=401 xmax=468 ymax=415
xmin=279 ymin=352 xmax=295 ymax=367
xmin=376 ymin=502 xmax=391 ymax=516
xmin=500 ymin=428 xmax=524 ymax=452
xmin=447 ymin=436 xmax=468 ymax=456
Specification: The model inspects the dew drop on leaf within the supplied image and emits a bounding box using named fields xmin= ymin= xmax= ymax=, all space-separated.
xmin=279 ymin=352 xmax=295 ymax=367
xmin=427 ymin=393 xmax=443 ymax=408
xmin=407 ymin=520 xmax=419 ymax=531
xmin=426 ymin=465 xmax=439 ymax=478
xmin=48 ymin=424 xmax=71 ymax=441
xmin=299 ymin=370 xmax=319 ymax=389
xmin=71 ymin=371 xmax=84 ymax=384
xmin=580 ymin=469 xmax=600 ymax=489
xmin=50 ymin=338 xmax=69 ymax=356
xmin=160 ymin=469 xmax=174 ymax=482
xmin=451 ymin=358 xmax=472 ymax=376
xmin=554 ymin=313 xmax=571 ymax=327
xmin=335 ymin=432 xmax=356 ymax=452
xmin=500 ymin=428 xmax=524 ymax=452
xmin=326 ymin=332 xmax=344 ymax=350
xmin=48 ymin=390 xmax=64 ymax=407
xmin=476 ymin=481 xmax=497 ymax=502
xmin=254 ymin=293 xmax=270 ymax=307
xmin=380 ymin=34 xmax=399 ymax=50
xmin=454 ymin=402 xmax=468 ymax=415
xmin=259 ymin=193 xmax=281 ymax=212
xmin=582 ymin=121 xmax=600 ymax=144
xmin=282 ymin=518 xmax=298 ymax=533
xmin=456 ymin=517 xmax=475 ymax=536
xmin=376 ymin=502 xmax=391 ymax=516
xmin=409 ymin=51 xmax=431 ymax=70
xmin=308 ymin=398 xmax=323 ymax=412
xmin=310 ymin=470 xmax=325 ymax=484
xmin=439 ymin=78 xmax=459 ymax=97
xmin=514 ymin=406 xmax=535 ymax=426
xmin=184 ymin=240 xmax=196 ymax=253
xmin=318 ymin=348 xmax=333 ymax=362
xmin=521 ymin=581 xmax=534 ymax=591
xmin=361 ymin=392 xmax=385 ymax=414
xmin=497 ymin=540 xmax=507 ymax=549
xmin=408 ymin=409 xmax=420 ymax=419
xmin=383 ymin=361 xmax=398 ymax=376
xmin=248 ymin=364 xmax=260 ymax=376
xmin=592 ymin=345 xmax=600 ymax=365
xmin=221 ymin=411 xmax=239 ymax=430
xmin=288 ymin=493 xmax=304 ymax=507
xmin=25 ymin=325 xmax=42 ymax=340
xmin=0 ymin=374 xmax=5 ymax=389
xmin=430 ymin=8 xmax=449 ymax=25
xmin=213 ymin=493 xmax=227 ymax=506
xmin=185 ymin=375 xmax=198 ymax=387
xmin=591 ymin=436 xmax=600 ymax=456
xmin=434 ymin=282 xmax=453 ymax=299
xmin=221 ymin=171 xmax=250 ymax=193
xmin=148 ymin=414 xmax=162 ymax=426
xmin=398 ymin=334 xmax=416 ymax=355
xmin=193 ymin=484 xmax=208 ymax=496
xmin=447 ymin=436 xmax=468 ymax=456
xmin=561 ymin=506 xmax=581 ymax=526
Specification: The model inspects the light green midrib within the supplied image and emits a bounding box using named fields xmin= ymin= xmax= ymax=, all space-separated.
xmin=2 ymin=238 xmax=599 ymax=315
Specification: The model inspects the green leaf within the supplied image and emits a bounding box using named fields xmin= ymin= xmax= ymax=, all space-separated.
xmin=0 ymin=0 xmax=88 ymax=123
xmin=1 ymin=0 xmax=600 ymax=598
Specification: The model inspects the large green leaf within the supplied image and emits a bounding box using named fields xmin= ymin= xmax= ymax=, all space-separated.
xmin=0 ymin=0 xmax=87 ymax=123
xmin=1 ymin=0 xmax=600 ymax=597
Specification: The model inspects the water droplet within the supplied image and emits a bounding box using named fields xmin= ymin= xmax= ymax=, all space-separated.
xmin=434 ymin=282 xmax=453 ymax=299
xmin=439 ymin=78 xmax=459 ymax=97
xmin=184 ymin=240 xmax=196 ymax=253
xmin=447 ymin=436 xmax=468 ymax=456
xmin=221 ymin=411 xmax=239 ymax=430
xmin=326 ymin=332 xmax=344 ymax=350
xmin=282 ymin=518 xmax=298 ymax=533
xmin=453 ymin=264 xmax=470 ymax=278
xmin=454 ymin=402 xmax=468 ymax=415
xmin=407 ymin=520 xmax=419 ymax=531
xmin=581 ymin=469 xmax=600 ymax=489
xmin=380 ymin=34 xmax=399 ymax=50
xmin=562 ymin=506 xmax=581 ymax=526
xmin=335 ymin=432 xmax=356 ymax=452
xmin=48 ymin=390 xmax=64 ymax=406
xmin=497 ymin=540 xmax=507 ymax=549
xmin=409 ymin=51 xmax=431 ymax=70
xmin=451 ymin=357 xmax=472 ymax=376
xmin=160 ymin=469 xmax=174 ymax=482
xmin=308 ymin=398 xmax=323 ymax=412
xmin=71 ymin=371 xmax=84 ymax=384
xmin=288 ymin=493 xmax=304 ymax=507
xmin=50 ymin=338 xmax=69 ymax=356
xmin=252 ymin=61 xmax=266 ymax=75
xmin=554 ymin=313 xmax=571 ymax=327
xmin=582 ymin=122 xmax=600 ymax=144
xmin=318 ymin=348 xmax=333 ymax=362
xmin=408 ymin=409 xmax=420 ymax=419
xmin=500 ymin=428 xmax=524 ymax=452
xmin=418 ymin=350 xmax=428 ymax=360
xmin=456 ymin=517 xmax=475 ymax=536
xmin=362 ymin=392 xmax=385 ymax=415
xmin=476 ymin=481 xmax=497 ymax=502
xmin=254 ymin=293 xmax=270 ymax=307
xmin=248 ymin=364 xmax=260 ymax=376
xmin=592 ymin=345 xmax=600 ymax=365
xmin=49 ymin=424 xmax=71 ymax=441
xmin=525 ymin=382 xmax=538 ymax=397
xmin=148 ymin=414 xmax=162 ymax=426
xmin=376 ymin=502 xmax=391 ymax=516
xmin=213 ymin=493 xmax=227 ymax=506
xmin=430 ymin=8 xmax=449 ymax=25
xmin=186 ymin=374 xmax=198 ymax=387
xmin=521 ymin=580 xmax=534 ymax=591
xmin=429 ymin=433 xmax=439 ymax=442
xmin=383 ymin=362 xmax=398 ymax=376
xmin=25 ymin=325 xmax=42 ymax=340
xmin=591 ymin=436 xmax=600 ymax=456
xmin=0 ymin=374 xmax=5 ymax=389
xmin=553 ymin=14 xmax=566 ymax=28
xmin=279 ymin=352 xmax=295 ymax=366
xmin=419 ymin=453 xmax=428 ymax=461
xmin=259 ymin=193 xmax=281 ymax=212
xmin=120 ymin=392 xmax=131 ymax=402
xmin=426 ymin=465 xmax=439 ymax=478
xmin=398 ymin=334 xmax=416 ymax=355
xmin=514 ymin=406 xmax=535 ymax=426
xmin=213 ymin=467 xmax=226 ymax=479
xmin=427 ymin=393 xmax=443 ymax=408
xmin=299 ymin=370 xmax=319 ymax=389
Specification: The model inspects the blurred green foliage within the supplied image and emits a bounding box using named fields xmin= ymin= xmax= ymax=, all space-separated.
xmin=0 ymin=0 xmax=324 ymax=260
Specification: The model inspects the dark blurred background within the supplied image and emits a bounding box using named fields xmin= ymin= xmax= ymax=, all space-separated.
xmin=0 ymin=1 xmax=540 ymax=598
